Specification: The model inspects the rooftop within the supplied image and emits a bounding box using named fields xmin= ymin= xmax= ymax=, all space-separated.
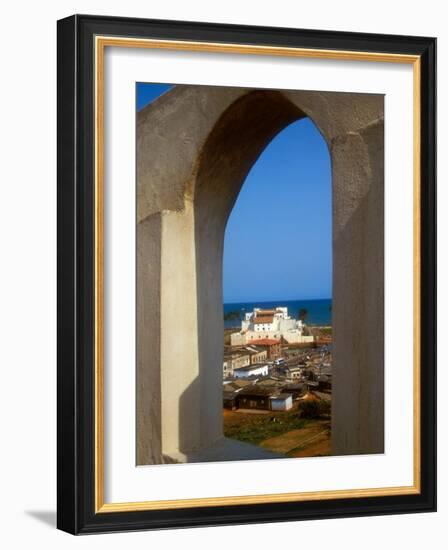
xmin=237 ymin=385 xmax=278 ymax=397
xmin=271 ymin=393 xmax=293 ymax=400
xmin=254 ymin=316 xmax=274 ymax=324
xmin=251 ymin=338 xmax=281 ymax=346
xmin=234 ymin=363 xmax=269 ymax=371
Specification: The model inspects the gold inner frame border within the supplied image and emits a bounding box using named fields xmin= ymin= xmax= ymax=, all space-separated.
xmin=94 ymin=35 xmax=421 ymax=513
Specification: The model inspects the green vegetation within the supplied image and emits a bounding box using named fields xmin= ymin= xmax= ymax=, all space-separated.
xmin=224 ymin=411 xmax=307 ymax=445
xmin=224 ymin=310 xmax=241 ymax=321
xmin=298 ymin=308 xmax=308 ymax=321
xmin=298 ymin=399 xmax=331 ymax=419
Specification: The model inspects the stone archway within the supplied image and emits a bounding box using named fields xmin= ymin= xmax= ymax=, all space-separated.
xmin=136 ymin=85 xmax=384 ymax=465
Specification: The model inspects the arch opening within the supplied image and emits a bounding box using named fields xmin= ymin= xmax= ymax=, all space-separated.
xmin=221 ymin=116 xmax=332 ymax=457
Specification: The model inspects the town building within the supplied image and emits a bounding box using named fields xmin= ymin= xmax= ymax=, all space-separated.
xmin=245 ymin=345 xmax=268 ymax=364
xmin=270 ymin=393 xmax=294 ymax=411
xmin=222 ymin=343 xmax=332 ymax=412
xmin=250 ymin=338 xmax=282 ymax=360
xmin=229 ymin=385 xmax=294 ymax=412
xmin=223 ymin=391 xmax=238 ymax=410
xmin=223 ymin=350 xmax=251 ymax=378
xmin=222 ymin=359 xmax=233 ymax=379
xmin=235 ymin=386 xmax=275 ymax=411
xmin=223 ymin=346 xmax=268 ymax=378
xmin=233 ymin=363 xmax=269 ymax=379
xmin=256 ymin=376 xmax=288 ymax=389
xmin=223 ymin=383 xmax=242 ymax=410
xmin=284 ymin=382 xmax=308 ymax=399
xmin=230 ymin=306 xmax=314 ymax=346
xmin=286 ymin=364 xmax=307 ymax=380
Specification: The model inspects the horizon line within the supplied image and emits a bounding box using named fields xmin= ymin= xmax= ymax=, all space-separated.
xmin=224 ymin=297 xmax=332 ymax=305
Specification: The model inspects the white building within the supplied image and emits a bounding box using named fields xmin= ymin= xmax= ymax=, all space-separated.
xmin=223 ymin=351 xmax=251 ymax=378
xmin=231 ymin=306 xmax=314 ymax=346
xmin=233 ymin=363 xmax=269 ymax=379
xmin=270 ymin=393 xmax=294 ymax=411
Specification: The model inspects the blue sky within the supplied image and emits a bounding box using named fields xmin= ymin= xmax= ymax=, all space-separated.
xmin=136 ymin=83 xmax=172 ymax=110
xmin=137 ymin=83 xmax=332 ymax=303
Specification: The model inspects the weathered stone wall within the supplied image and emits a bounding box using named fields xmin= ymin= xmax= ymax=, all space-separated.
xmin=332 ymin=118 xmax=385 ymax=455
xmin=136 ymin=85 xmax=384 ymax=464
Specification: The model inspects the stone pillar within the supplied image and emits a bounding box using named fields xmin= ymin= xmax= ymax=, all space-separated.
xmin=331 ymin=119 xmax=385 ymax=455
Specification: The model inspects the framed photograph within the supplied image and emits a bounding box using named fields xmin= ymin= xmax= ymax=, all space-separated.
xmin=57 ymin=14 xmax=436 ymax=534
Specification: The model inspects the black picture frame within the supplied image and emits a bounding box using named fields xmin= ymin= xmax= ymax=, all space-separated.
xmin=57 ymin=14 xmax=436 ymax=535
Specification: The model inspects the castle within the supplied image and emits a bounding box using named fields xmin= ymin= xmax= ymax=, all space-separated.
xmin=230 ymin=306 xmax=314 ymax=346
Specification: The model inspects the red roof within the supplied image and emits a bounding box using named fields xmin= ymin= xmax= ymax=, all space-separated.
xmin=250 ymin=338 xmax=280 ymax=346
xmin=254 ymin=316 xmax=274 ymax=324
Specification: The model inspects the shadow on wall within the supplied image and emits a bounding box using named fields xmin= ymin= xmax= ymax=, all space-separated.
xmin=178 ymin=376 xmax=201 ymax=459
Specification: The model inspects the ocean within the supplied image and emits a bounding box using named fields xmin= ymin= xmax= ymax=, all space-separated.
xmin=223 ymin=298 xmax=332 ymax=328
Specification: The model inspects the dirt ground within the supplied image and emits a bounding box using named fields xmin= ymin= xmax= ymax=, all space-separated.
xmin=261 ymin=421 xmax=331 ymax=457
xmin=223 ymin=408 xmax=331 ymax=458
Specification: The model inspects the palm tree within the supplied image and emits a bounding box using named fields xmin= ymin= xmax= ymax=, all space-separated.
xmin=298 ymin=308 xmax=308 ymax=322
xmin=224 ymin=310 xmax=241 ymax=322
